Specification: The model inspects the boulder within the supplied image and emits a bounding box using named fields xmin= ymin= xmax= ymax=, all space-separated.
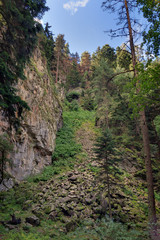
xmin=25 ymin=215 xmax=40 ymax=226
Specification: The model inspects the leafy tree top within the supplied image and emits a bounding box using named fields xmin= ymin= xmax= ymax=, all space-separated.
xmin=137 ymin=0 xmax=160 ymax=56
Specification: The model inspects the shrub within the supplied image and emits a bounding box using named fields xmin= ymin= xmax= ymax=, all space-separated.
xmin=68 ymin=100 xmax=79 ymax=111
xmin=66 ymin=91 xmax=80 ymax=102
xmin=66 ymin=217 xmax=149 ymax=240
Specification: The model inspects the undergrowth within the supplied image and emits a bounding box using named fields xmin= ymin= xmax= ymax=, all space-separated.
xmin=0 ymin=107 xmax=151 ymax=240
xmin=2 ymin=217 xmax=149 ymax=240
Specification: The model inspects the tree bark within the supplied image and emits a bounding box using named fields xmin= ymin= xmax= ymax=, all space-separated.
xmin=139 ymin=111 xmax=158 ymax=239
xmin=124 ymin=0 xmax=136 ymax=72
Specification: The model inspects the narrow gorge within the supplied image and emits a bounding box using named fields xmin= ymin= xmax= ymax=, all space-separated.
xmin=0 ymin=1 xmax=160 ymax=239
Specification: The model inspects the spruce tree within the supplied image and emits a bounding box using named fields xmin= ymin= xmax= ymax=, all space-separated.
xmin=94 ymin=128 xmax=119 ymax=218
xmin=0 ymin=0 xmax=49 ymax=127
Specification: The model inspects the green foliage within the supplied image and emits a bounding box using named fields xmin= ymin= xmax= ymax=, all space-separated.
xmin=154 ymin=115 xmax=160 ymax=137
xmin=94 ymin=128 xmax=121 ymax=173
xmin=27 ymin=165 xmax=60 ymax=182
xmin=68 ymin=100 xmax=80 ymax=111
xmin=116 ymin=46 xmax=132 ymax=70
xmin=1 ymin=231 xmax=50 ymax=240
xmin=63 ymin=109 xmax=95 ymax=129
xmin=128 ymin=62 xmax=160 ymax=115
xmin=28 ymin=110 xmax=95 ymax=182
xmin=64 ymin=217 xmax=149 ymax=240
xmin=40 ymin=23 xmax=55 ymax=72
xmin=0 ymin=217 xmax=149 ymax=240
xmin=100 ymin=44 xmax=117 ymax=67
xmin=0 ymin=134 xmax=13 ymax=183
xmin=52 ymin=124 xmax=81 ymax=162
xmin=66 ymin=61 xmax=82 ymax=89
xmin=81 ymin=90 xmax=95 ymax=111
xmin=137 ymin=0 xmax=160 ymax=56
xmin=92 ymin=58 xmax=114 ymax=114
xmin=66 ymin=91 xmax=80 ymax=102
xmin=91 ymin=44 xmax=117 ymax=69
xmin=53 ymin=109 xmax=95 ymax=163
xmin=0 ymin=0 xmax=48 ymax=126
xmin=94 ymin=128 xmax=115 ymax=162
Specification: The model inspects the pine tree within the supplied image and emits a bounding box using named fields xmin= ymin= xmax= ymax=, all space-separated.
xmin=93 ymin=128 xmax=119 ymax=218
xmin=116 ymin=45 xmax=132 ymax=70
xmin=54 ymin=34 xmax=66 ymax=83
xmin=66 ymin=61 xmax=82 ymax=89
xmin=43 ymin=22 xmax=55 ymax=72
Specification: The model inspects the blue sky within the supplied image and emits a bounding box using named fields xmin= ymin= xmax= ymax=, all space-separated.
xmin=42 ymin=0 xmax=143 ymax=56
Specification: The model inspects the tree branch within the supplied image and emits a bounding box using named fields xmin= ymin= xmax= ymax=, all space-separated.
xmin=108 ymin=69 xmax=134 ymax=82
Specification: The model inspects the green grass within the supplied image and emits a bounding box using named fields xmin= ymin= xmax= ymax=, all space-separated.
xmin=58 ymin=217 xmax=149 ymax=240
xmin=87 ymin=163 xmax=101 ymax=173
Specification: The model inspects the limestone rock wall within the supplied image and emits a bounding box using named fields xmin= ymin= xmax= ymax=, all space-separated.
xmin=1 ymin=48 xmax=62 ymax=181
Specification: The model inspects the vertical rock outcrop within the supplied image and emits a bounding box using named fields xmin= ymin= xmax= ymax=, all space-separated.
xmin=1 ymin=48 xmax=62 ymax=181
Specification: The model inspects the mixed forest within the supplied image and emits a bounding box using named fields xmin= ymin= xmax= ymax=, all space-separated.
xmin=0 ymin=0 xmax=160 ymax=239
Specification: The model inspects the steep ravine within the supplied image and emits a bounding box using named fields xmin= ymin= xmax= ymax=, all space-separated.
xmin=1 ymin=110 xmax=157 ymax=239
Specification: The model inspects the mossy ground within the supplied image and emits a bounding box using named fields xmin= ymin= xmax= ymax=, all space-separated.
xmin=0 ymin=108 xmax=159 ymax=239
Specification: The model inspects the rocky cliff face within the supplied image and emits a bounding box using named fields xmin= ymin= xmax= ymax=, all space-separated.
xmin=1 ymin=48 xmax=62 ymax=182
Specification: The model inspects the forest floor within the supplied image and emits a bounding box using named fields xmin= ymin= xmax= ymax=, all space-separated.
xmin=0 ymin=109 xmax=159 ymax=239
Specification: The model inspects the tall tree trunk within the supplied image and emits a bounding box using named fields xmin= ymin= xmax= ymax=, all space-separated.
xmin=124 ymin=0 xmax=157 ymax=238
xmin=124 ymin=0 xmax=136 ymax=70
xmin=139 ymin=111 xmax=158 ymax=239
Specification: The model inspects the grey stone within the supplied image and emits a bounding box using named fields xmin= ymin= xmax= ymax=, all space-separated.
xmin=49 ymin=211 xmax=57 ymax=221
xmin=0 ymin=178 xmax=14 ymax=192
xmin=25 ymin=215 xmax=40 ymax=226
xmin=85 ymin=198 xmax=93 ymax=204
xmin=68 ymin=175 xmax=77 ymax=181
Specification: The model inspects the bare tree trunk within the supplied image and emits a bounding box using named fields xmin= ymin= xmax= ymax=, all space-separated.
xmin=124 ymin=0 xmax=136 ymax=71
xmin=124 ymin=0 xmax=157 ymax=238
xmin=139 ymin=111 xmax=158 ymax=239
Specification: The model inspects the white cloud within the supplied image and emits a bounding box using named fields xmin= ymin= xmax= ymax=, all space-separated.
xmin=34 ymin=18 xmax=44 ymax=26
xmin=63 ymin=0 xmax=89 ymax=15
